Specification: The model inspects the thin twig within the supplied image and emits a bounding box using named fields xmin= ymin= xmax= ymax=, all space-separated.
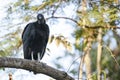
xmin=46 ymin=16 xmax=78 ymax=24
xmin=67 ymin=56 xmax=80 ymax=73
xmin=104 ymin=45 xmax=120 ymax=69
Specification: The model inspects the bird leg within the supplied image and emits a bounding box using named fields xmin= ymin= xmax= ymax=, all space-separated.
xmin=31 ymin=52 xmax=34 ymax=61
xmin=37 ymin=53 xmax=41 ymax=62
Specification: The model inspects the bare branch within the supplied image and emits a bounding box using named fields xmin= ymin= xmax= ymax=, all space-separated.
xmin=46 ymin=16 xmax=78 ymax=25
xmin=0 ymin=57 xmax=74 ymax=80
xmin=46 ymin=16 xmax=120 ymax=29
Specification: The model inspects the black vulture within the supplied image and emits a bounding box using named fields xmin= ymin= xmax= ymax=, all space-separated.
xmin=22 ymin=14 xmax=49 ymax=61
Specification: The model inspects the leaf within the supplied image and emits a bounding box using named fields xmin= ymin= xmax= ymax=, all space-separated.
xmin=24 ymin=0 xmax=29 ymax=5
xmin=24 ymin=15 xmax=31 ymax=21
xmin=54 ymin=62 xmax=63 ymax=68
xmin=66 ymin=42 xmax=72 ymax=52
xmin=49 ymin=35 xmax=54 ymax=44
xmin=37 ymin=1 xmax=50 ymax=10
xmin=56 ymin=56 xmax=62 ymax=60
xmin=55 ymin=36 xmax=61 ymax=46
xmin=13 ymin=0 xmax=23 ymax=7
xmin=31 ymin=6 xmax=39 ymax=11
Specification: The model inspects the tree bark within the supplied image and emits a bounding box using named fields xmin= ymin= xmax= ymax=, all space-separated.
xmin=0 ymin=57 xmax=74 ymax=80
xmin=84 ymin=41 xmax=92 ymax=80
xmin=79 ymin=55 xmax=84 ymax=80
xmin=79 ymin=38 xmax=92 ymax=80
xmin=78 ymin=0 xmax=92 ymax=79
xmin=97 ymin=28 xmax=102 ymax=80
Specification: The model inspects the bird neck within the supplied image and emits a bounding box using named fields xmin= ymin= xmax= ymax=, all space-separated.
xmin=37 ymin=20 xmax=45 ymax=24
xmin=37 ymin=20 xmax=41 ymax=24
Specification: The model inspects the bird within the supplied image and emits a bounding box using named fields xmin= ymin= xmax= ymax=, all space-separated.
xmin=22 ymin=14 xmax=49 ymax=62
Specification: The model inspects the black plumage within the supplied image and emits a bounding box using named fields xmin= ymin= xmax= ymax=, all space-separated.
xmin=22 ymin=14 xmax=49 ymax=61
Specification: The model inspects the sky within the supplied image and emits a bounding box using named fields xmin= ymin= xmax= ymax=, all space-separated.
xmin=0 ymin=0 xmax=76 ymax=80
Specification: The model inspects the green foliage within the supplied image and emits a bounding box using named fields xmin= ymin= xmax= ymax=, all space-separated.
xmin=0 ymin=29 xmax=22 ymax=57
xmin=75 ymin=0 xmax=120 ymax=79
xmin=24 ymin=15 xmax=32 ymax=21
xmin=13 ymin=0 xmax=23 ymax=7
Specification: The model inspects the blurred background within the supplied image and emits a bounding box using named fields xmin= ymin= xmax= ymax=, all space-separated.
xmin=0 ymin=0 xmax=120 ymax=80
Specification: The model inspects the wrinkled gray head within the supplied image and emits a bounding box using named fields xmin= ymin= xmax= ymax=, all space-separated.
xmin=37 ymin=14 xmax=45 ymax=24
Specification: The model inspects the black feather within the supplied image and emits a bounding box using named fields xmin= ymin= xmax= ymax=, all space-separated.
xmin=22 ymin=14 xmax=49 ymax=61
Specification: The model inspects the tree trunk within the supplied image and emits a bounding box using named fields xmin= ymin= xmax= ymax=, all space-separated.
xmin=84 ymin=39 xmax=92 ymax=80
xmin=79 ymin=38 xmax=92 ymax=80
xmin=78 ymin=0 xmax=92 ymax=79
xmin=97 ymin=28 xmax=102 ymax=80
xmin=79 ymin=55 xmax=84 ymax=80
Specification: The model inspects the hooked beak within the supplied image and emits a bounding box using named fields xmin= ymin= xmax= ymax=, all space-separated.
xmin=38 ymin=16 xmax=42 ymax=20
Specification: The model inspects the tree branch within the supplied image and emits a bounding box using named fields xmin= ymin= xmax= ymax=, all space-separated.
xmin=0 ymin=57 xmax=74 ymax=80
xmin=46 ymin=16 xmax=120 ymax=29
xmin=46 ymin=16 xmax=78 ymax=25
